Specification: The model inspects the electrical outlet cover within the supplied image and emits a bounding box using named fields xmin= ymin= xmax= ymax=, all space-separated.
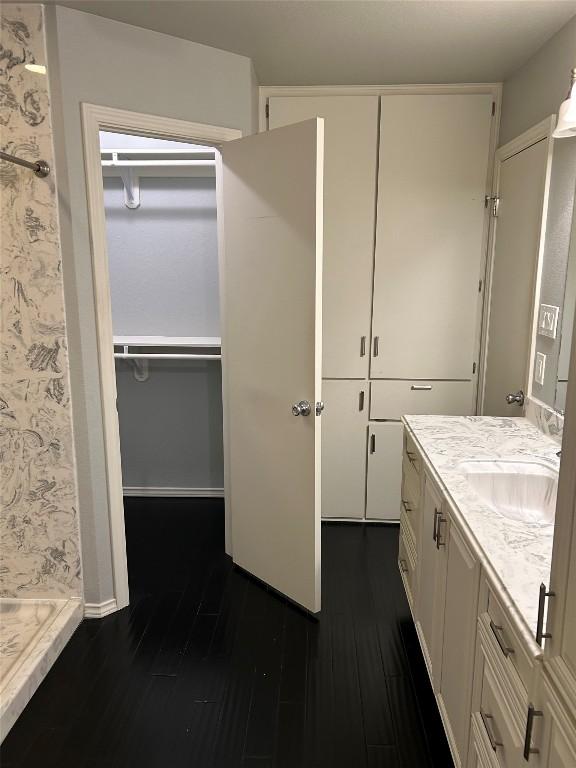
xmin=535 ymin=352 xmax=546 ymax=386
xmin=538 ymin=304 xmax=559 ymax=339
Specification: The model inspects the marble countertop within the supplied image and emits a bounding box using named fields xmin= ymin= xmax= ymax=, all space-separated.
xmin=402 ymin=415 xmax=560 ymax=650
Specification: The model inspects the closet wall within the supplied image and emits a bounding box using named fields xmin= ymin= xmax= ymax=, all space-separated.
xmin=267 ymin=87 xmax=498 ymax=520
xmin=102 ymin=134 xmax=224 ymax=495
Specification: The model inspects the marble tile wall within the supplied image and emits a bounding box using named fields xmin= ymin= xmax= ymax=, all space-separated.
xmin=0 ymin=4 xmax=82 ymax=597
xmin=525 ymin=395 xmax=564 ymax=445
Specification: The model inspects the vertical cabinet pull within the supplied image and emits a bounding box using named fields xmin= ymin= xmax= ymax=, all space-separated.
xmin=433 ymin=509 xmax=440 ymax=541
xmin=535 ymin=583 xmax=555 ymax=646
xmin=373 ymin=336 xmax=379 ymax=357
xmin=489 ymin=620 xmax=514 ymax=657
xmin=360 ymin=336 xmax=366 ymax=357
xmin=436 ymin=515 xmax=446 ymax=549
xmin=399 ymin=558 xmax=409 ymax=574
xmin=480 ymin=710 xmax=503 ymax=752
xmin=523 ymin=703 xmax=543 ymax=760
xmin=359 ymin=390 xmax=365 ymax=411
xmin=370 ymin=433 xmax=376 ymax=454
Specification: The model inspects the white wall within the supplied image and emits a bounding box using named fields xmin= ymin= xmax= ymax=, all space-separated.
xmin=45 ymin=5 xmax=257 ymax=606
xmin=500 ymin=15 xmax=576 ymax=146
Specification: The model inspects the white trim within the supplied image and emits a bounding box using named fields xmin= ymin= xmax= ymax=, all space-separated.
xmin=477 ymin=115 xmax=556 ymax=414
xmin=123 ymin=486 xmax=224 ymax=498
xmin=259 ymin=83 xmax=502 ymax=133
xmin=80 ymin=103 xmax=241 ymax=614
xmin=84 ymin=598 xmax=118 ymax=619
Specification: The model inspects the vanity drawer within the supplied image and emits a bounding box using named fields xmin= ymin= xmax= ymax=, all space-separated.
xmin=399 ymin=519 xmax=417 ymax=611
xmin=478 ymin=652 xmax=523 ymax=768
xmin=370 ymin=379 xmax=474 ymax=420
xmin=470 ymin=712 xmax=501 ymax=768
xmin=485 ymin=586 xmax=536 ymax=700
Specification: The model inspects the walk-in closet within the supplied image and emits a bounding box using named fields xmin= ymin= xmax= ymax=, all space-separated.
xmin=101 ymin=131 xmax=224 ymax=576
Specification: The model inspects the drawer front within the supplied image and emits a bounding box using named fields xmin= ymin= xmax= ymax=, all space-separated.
xmin=486 ymin=587 xmax=535 ymax=698
xmin=371 ymin=379 xmax=474 ymax=420
xmin=401 ymin=459 xmax=420 ymax=544
xmin=399 ymin=520 xmax=417 ymax=611
xmin=471 ymin=713 xmax=501 ymax=768
xmin=478 ymin=653 xmax=523 ymax=768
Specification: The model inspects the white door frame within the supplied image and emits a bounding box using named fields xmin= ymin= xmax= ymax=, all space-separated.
xmin=477 ymin=115 xmax=556 ymax=415
xmin=80 ymin=103 xmax=241 ymax=611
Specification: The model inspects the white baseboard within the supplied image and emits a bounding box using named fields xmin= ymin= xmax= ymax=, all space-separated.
xmin=123 ymin=486 xmax=224 ymax=498
xmin=84 ymin=598 xmax=118 ymax=619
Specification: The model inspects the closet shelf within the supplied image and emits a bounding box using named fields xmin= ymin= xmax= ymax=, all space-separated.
xmin=113 ymin=336 xmax=221 ymax=362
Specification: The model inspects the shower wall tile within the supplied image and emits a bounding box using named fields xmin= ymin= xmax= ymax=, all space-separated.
xmin=0 ymin=4 xmax=82 ymax=597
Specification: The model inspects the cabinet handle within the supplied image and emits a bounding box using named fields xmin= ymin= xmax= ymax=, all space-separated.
xmin=523 ymin=703 xmax=543 ymax=761
xmin=370 ymin=433 xmax=376 ymax=454
xmin=406 ymin=450 xmax=417 ymax=466
xmin=436 ymin=515 xmax=446 ymax=549
xmin=433 ymin=508 xmax=440 ymax=541
xmin=373 ymin=336 xmax=379 ymax=357
xmin=489 ymin=620 xmax=514 ymax=658
xmin=399 ymin=558 xmax=409 ymax=574
xmin=359 ymin=390 xmax=365 ymax=411
xmin=411 ymin=385 xmax=433 ymax=391
xmin=360 ymin=336 xmax=366 ymax=357
xmin=535 ymin=582 xmax=555 ymax=646
xmin=402 ymin=499 xmax=413 ymax=513
xmin=480 ymin=710 xmax=503 ymax=752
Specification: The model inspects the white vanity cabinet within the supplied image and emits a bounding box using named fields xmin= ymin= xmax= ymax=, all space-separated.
xmin=535 ymin=675 xmax=576 ymax=768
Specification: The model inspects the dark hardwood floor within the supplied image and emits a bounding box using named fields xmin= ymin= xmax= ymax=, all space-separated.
xmin=1 ymin=499 xmax=453 ymax=768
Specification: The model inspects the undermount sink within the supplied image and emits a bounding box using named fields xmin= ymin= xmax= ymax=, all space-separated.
xmin=458 ymin=459 xmax=558 ymax=525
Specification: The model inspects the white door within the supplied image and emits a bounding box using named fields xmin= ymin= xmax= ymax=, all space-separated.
xmin=220 ymin=119 xmax=324 ymax=614
xmin=268 ymin=96 xmax=378 ymax=378
xmin=321 ymin=379 xmax=368 ymax=519
xmin=482 ymin=138 xmax=550 ymax=416
xmin=365 ymin=422 xmax=404 ymax=520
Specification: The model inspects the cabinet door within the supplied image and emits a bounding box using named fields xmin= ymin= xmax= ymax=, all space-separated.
xmin=416 ymin=474 xmax=448 ymax=688
xmin=371 ymin=94 xmax=493 ymax=379
xmin=321 ymin=380 xmax=368 ymax=519
xmin=366 ymin=422 xmax=403 ymax=520
xmin=269 ymin=96 xmax=379 ymax=378
xmin=541 ymin=682 xmax=576 ymax=768
xmin=438 ymin=521 xmax=480 ymax=765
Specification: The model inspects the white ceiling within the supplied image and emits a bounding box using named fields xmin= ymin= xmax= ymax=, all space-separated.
xmin=57 ymin=0 xmax=576 ymax=85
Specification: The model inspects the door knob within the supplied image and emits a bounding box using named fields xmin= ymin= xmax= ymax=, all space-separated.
xmin=505 ymin=390 xmax=525 ymax=406
xmin=292 ymin=400 xmax=311 ymax=417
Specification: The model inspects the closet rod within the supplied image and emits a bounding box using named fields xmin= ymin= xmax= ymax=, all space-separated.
xmin=0 ymin=150 xmax=50 ymax=177
xmin=102 ymin=160 xmax=215 ymax=167
xmin=114 ymin=353 xmax=221 ymax=361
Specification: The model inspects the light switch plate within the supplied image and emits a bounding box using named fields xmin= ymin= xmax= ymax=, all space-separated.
xmin=535 ymin=352 xmax=546 ymax=386
xmin=538 ymin=304 xmax=559 ymax=339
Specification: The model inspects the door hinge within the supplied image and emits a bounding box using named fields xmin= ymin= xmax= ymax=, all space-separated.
xmin=485 ymin=195 xmax=499 ymax=217
xmin=265 ymin=103 xmax=270 ymax=120
xmin=491 ymin=101 xmax=496 ymax=116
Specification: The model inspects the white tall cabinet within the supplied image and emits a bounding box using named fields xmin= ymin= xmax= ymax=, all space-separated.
xmin=264 ymin=87 xmax=498 ymax=520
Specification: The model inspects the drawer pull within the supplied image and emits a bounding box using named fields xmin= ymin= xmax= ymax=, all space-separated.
xmin=480 ymin=710 xmax=503 ymax=752
xmin=433 ymin=508 xmax=440 ymax=541
xmin=535 ymin=582 xmax=555 ymax=646
xmin=411 ymin=385 xmax=433 ymax=391
xmin=402 ymin=499 xmax=413 ymax=513
xmin=406 ymin=450 xmax=417 ymax=466
xmin=489 ymin=620 xmax=514 ymax=658
xmin=523 ymin=703 xmax=542 ymax=761
xmin=399 ymin=558 xmax=409 ymax=574
xmin=436 ymin=515 xmax=446 ymax=549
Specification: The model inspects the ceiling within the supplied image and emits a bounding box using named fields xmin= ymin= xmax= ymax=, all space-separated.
xmin=55 ymin=0 xmax=576 ymax=85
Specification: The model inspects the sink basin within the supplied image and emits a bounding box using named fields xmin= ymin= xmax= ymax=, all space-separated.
xmin=458 ymin=459 xmax=558 ymax=524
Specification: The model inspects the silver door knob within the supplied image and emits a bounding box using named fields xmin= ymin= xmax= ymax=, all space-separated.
xmin=506 ymin=390 xmax=525 ymax=406
xmin=292 ymin=400 xmax=311 ymax=417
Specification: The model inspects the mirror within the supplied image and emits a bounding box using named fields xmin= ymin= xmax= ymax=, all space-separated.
xmin=531 ymin=136 xmax=576 ymax=413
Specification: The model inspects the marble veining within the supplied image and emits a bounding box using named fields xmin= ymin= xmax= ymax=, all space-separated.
xmin=525 ymin=395 xmax=564 ymax=444
xmin=403 ymin=415 xmax=559 ymax=644
xmin=0 ymin=597 xmax=83 ymax=741
xmin=0 ymin=4 xmax=82 ymax=597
